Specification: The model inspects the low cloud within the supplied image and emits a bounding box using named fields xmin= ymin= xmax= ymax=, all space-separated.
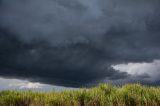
xmin=112 ymin=60 xmax=160 ymax=84
xmin=9 ymin=82 xmax=44 ymax=89
xmin=0 ymin=77 xmax=54 ymax=90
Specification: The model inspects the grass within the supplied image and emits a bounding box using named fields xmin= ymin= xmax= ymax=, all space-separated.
xmin=0 ymin=84 xmax=159 ymax=106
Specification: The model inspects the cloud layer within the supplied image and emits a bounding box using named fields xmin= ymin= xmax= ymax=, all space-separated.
xmin=0 ymin=0 xmax=160 ymax=87
xmin=0 ymin=77 xmax=53 ymax=91
xmin=112 ymin=60 xmax=160 ymax=84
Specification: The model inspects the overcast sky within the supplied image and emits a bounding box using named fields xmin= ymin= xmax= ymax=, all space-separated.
xmin=0 ymin=0 xmax=160 ymax=90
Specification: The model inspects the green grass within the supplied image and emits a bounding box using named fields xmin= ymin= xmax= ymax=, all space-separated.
xmin=0 ymin=84 xmax=159 ymax=106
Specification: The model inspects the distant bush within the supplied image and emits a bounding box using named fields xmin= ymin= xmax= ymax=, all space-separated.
xmin=0 ymin=84 xmax=159 ymax=106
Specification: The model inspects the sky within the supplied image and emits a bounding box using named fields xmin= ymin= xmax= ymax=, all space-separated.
xmin=0 ymin=0 xmax=160 ymax=90
xmin=0 ymin=77 xmax=73 ymax=91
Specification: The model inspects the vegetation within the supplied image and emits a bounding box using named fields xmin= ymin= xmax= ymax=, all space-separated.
xmin=0 ymin=84 xmax=159 ymax=106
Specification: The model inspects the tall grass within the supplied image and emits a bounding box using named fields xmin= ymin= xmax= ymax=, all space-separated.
xmin=0 ymin=84 xmax=159 ymax=106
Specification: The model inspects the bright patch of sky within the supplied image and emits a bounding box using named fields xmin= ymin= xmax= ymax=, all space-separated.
xmin=0 ymin=77 xmax=73 ymax=91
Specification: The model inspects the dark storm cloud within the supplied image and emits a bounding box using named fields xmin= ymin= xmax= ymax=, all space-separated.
xmin=0 ymin=0 xmax=160 ymax=87
xmin=0 ymin=28 xmax=128 ymax=87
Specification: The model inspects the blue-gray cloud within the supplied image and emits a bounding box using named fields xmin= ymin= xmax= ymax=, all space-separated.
xmin=0 ymin=0 xmax=160 ymax=87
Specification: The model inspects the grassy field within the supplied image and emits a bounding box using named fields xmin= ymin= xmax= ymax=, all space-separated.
xmin=0 ymin=84 xmax=159 ymax=106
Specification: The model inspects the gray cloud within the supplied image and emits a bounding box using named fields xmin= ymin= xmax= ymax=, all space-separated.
xmin=0 ymin=0 xmax=160 ymax=87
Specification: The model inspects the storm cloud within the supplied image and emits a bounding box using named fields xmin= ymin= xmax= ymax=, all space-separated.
xmin=0 ymin=0 xmax=160 ymax=87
